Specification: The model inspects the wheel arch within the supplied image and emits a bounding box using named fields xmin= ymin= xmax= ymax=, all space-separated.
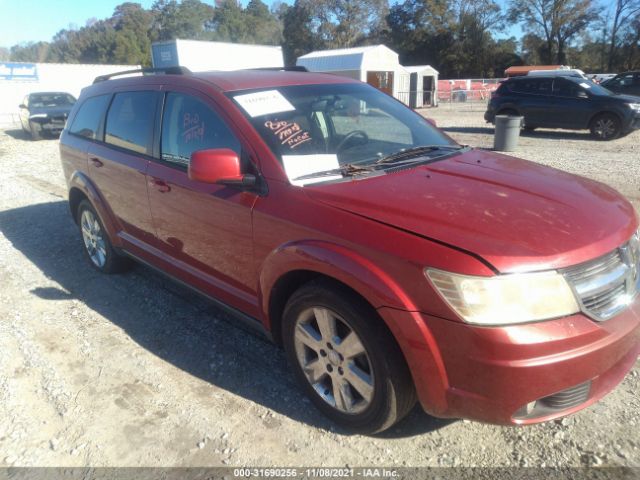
xmin=259 ymin=240 xmax=420 ymax=340
xmin=67 ymin=171 xmax=121 ymax=247
xmin=260 ymin=241 xmax=450 ymax=414
xmin=588 ymin=110 xmax=623 ymax=126
xmin=496 ymin=105 xmax=521 ymax=116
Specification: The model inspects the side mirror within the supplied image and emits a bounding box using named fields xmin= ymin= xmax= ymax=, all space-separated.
xmin=425 ymin=118 xmax=437 ymax=127
xmin=19 ymin=104 xmax=27 ymax=109
xmin=188 ymin=148 xmax=256 ymax=188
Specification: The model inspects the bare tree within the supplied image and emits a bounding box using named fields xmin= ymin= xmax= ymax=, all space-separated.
xmin=508 ymin=0 xmax=600 ymax=64
xmin=607 ymin=0 xmax=640 ymax=70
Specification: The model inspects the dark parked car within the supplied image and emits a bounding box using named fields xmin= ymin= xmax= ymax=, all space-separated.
xmin=601 ymin=71 xmax=640 ymax=97
xmin=60 ymin=67 xmax=640 ymax=433
xmin=485 ymin=76 xmax=640 ymax=140
xmin=19 ymin=91 xmax=76 ymax=140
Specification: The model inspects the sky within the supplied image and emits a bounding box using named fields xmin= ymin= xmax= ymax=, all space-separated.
xmin=1 ymin=0 xmax=526 ymax=50
xmin=0 ymin=0 xmax=289 ymax=48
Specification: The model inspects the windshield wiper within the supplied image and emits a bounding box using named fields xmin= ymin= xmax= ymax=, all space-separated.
xmin=292 ymin=163 xmax=375 ymax=182
xmin=374 ymin=145 xmax=465 ymax=165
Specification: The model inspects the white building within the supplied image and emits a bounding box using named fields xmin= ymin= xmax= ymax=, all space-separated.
xmin=296 ymin=45 xmax=411 ymax=104
xmin=404 ymin=65 xmax=439 ymax=107
xmin=0 ymin=62 xmax=139 ymax=126
xmin=151 ymin=39 xmax=284 ymax=72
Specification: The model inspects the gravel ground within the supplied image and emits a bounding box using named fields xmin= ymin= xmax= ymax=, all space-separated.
xmin=0 ymin=110 xmax=639 ymax=469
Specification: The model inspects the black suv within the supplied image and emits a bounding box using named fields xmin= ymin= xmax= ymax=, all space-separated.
xmin=485 ymin=76 xmax=640 ymax=140
xmin=601 ymin=71 xmax=640 ymax=97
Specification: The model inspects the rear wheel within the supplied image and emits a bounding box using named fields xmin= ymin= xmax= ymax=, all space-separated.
xmin=590 ymin=113 xmax=621 ymax=140
xmin=282 ymin=280 xmax=416 ymax=433
xmin=77 ymin=200 xmax=131 ymax=273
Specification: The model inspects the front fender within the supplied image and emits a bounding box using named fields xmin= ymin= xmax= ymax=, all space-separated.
xmin=68 ymin=170 xmax=122 ymax=248
xmin=259 ymin=239 xmax=418 ymax=319
xmin=258 ymin=240 xmax=450 ymax=414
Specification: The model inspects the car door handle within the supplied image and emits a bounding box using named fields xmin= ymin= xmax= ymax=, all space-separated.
xmin=89 ymin=157 xmax=103 ymax=167
xmin=151 ymin=179 xmax=171 ymax=193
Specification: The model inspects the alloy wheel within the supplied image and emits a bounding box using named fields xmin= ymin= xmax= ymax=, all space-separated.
xmin=80 ymin=209 xmax=107 ymax=268
xmin=593 ymin=118 xmax=616 ymax=139
xmin=293 ymin=307 xmax=374 ymax=414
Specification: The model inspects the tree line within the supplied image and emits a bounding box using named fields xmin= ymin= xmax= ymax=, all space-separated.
xmin=1 ymin=0 xmax=639 ymax=78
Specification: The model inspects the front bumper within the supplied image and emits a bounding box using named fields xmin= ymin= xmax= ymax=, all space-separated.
xmin=379 ymin=298 xmax=640 ymax=425
xmin=31 ymin=116 xmax=67 ymax=131
xmin=484 ymin=109 xmax=495 ymax=123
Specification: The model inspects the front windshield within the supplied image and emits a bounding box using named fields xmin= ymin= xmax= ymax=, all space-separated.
xmin=231 ymin=83 xmax=458 ymax=184
xmin=30 ymin=93 xmax=76 ymax=108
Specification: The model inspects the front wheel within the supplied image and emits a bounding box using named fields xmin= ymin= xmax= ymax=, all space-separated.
xmin=590 ymin=113 xmax=621 ymax=140
xmin=282 ymin=281 xmax=416 ymax=433
xmin=77 ymin=200 xmax=131 ymax=273
xmin=29 ymin=122 xmax=41 ymax=140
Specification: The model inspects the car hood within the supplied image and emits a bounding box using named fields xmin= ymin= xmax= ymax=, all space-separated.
xmin=304 ymin=150 xmax=638 ymax=273
xmin=609 ymin=93 xmax=640 ymax=102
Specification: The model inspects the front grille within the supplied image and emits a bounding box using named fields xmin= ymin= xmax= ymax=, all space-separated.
xmin=538 ymin=382 xmax=591 ymax=410
xmin=561 ymin=234 xmax=639 ymax=321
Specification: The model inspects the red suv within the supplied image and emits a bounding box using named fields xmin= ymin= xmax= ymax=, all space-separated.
xmin=60 ymin=67 xmax=640 ymax=433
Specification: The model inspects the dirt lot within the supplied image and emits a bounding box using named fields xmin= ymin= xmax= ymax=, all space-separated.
xmin=0 ymin=108 xmax=639 ymax=469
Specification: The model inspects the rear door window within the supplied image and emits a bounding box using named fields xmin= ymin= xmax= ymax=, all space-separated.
xmin=105 ymin=91 xmax=157 ymax=155
xmin=160 ymin=92 xmax=241 ymax=167
xmin=553 ymin=79 xmax=585 ymax=98
xmin=69 ymin=94 xmax=111 ymax=140
xmin=510 ymin=79 xmax=553 ymax=95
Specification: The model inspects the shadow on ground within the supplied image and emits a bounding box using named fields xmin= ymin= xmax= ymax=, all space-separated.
xmin=0 ymin=200 xmax=453 ymax=438
xmin=4 ymin=128 xmax=60 ymax=141
xmin=442 ymin=126 xmax=495 ymax=135
xmin=442 ymin=125 xmax=599 ymax=141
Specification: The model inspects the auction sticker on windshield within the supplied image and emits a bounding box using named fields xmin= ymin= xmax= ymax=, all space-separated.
xmin=282 ymin=154 xmax=341 ymax=186
xmin=234 ymin=90 xmax=295 ymax=117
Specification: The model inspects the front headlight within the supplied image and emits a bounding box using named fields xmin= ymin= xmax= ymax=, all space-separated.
xmin=627 ymin=103 xmax=640 ymax=112
xmin=425 ymin=269 xmax=579 ymax=325
xmin=29 ymin=113 xmax=48 ymax=119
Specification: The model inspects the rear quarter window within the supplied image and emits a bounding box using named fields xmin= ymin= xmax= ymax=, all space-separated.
xmin=69 ymin=94 xmax=111 ymax=140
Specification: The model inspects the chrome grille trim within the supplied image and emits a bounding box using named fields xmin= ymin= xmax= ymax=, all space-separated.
xmin=561 ymin=232 xmax=640 ymax=321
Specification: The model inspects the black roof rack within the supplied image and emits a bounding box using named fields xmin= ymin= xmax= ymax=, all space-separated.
xmin=93 ymin=66 xmax=192 ymax=84
xmin=249 ymin=66 xmax=309 ymax=72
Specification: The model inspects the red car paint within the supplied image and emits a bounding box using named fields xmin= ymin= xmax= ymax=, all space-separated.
xmin=60 ymin=70 xmax=640 ymax=426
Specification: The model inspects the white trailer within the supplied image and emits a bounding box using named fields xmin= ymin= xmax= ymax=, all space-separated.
xmin=151 ymin=39 xmax=284 ymax=72
xmin=404 ymin=65 xmax=439 ymax=108
xmin=296 ymin=45 xmax=411 ymax=105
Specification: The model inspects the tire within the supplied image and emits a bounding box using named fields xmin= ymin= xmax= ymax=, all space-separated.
xmin=282 ymin=280 xmax=417 ymax=434
xmin=590 ymin=113 xmax=621 ymax=140
xmin=497 ymin=109 xmax=518 ymax=117
xmin=29 ymin=122 xmax=41 ymax=140
xmin=76 ymin=199 xmax=131 ymax=274
xmin=523 ymin=125 xmax=537 ymax=131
